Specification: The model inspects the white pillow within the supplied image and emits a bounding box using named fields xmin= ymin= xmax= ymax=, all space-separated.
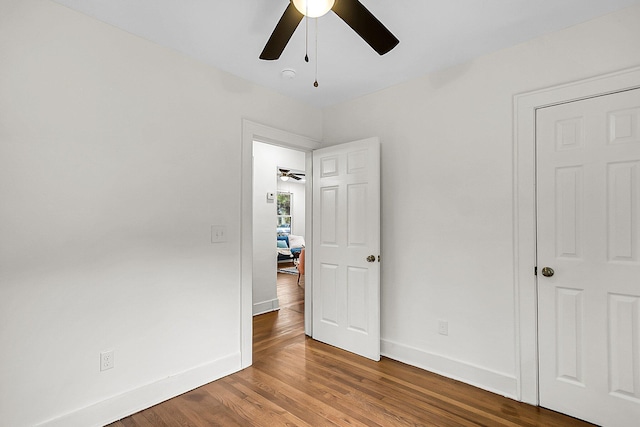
xmin=288 ymin=234 xmax=305 ymax=249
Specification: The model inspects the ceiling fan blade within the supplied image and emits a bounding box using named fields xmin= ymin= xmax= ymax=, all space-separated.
xmin=290 ymin=174 xmax=302 ymax=180
xmin=331 ymin=0 xmax=399 ymax=56
xmin=259 ymin=2 xmax=304 ymax=60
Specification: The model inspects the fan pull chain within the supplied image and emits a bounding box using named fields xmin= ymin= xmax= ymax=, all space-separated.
xmin=304 ymin=4 xmax=309 ymax=62
xmin=314 ymin=17 xmax=319 ymax=87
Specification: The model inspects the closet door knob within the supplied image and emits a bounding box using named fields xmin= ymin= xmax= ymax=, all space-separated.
xmin=541 ymin=267 xmax=555 ymax=277
xmin=366 ymin=255 xmax=376 ymax=262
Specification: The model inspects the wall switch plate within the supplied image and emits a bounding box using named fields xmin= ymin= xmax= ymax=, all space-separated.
xmin=211 ymin=225 xmax=227 ymax=243
xmin=438 ymin=320 xmax=449 ymax=336
xmin=100 ymin=350 xmax=114 ymax=371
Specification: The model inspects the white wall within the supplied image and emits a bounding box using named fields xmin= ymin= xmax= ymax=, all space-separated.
xmin=323 ymin=4 xmax=640 ymax=398
xmin=0 ymin=1 xmax=321 ymax=426
xmin=252 ymin=142 xmax=305 ymax=315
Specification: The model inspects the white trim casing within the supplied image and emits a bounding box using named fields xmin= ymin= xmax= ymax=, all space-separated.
xmin=513 ymin=66 xmax=640 ymax=405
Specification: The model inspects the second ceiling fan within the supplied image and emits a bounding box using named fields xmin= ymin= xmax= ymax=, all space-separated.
xmin=279 ymin=169 xmax=305 ymax=181
xmin=260 ymin=0 xmax=399 ymax=61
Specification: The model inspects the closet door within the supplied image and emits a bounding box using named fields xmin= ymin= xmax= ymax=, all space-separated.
xmin=537 ymin=88 xmax=640 ymax=426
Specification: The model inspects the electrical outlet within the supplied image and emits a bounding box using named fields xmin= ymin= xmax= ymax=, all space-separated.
xmin=100 ymin=350 xmax=114 ymax=371
xmin=438 ymin=320 xmax=449 ymax=336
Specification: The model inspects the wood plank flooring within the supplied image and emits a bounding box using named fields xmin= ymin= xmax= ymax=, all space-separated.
xmin=109 ymin=271 xmax=594 ymax=427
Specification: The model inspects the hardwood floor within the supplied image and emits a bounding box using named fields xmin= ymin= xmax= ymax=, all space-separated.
xmin=109 ymin=271 xmax=594 ymax=427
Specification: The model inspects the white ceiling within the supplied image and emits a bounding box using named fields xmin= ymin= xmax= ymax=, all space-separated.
xmin=52 ymin=0 xmax=640 ymax=108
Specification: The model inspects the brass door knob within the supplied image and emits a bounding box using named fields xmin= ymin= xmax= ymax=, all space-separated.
xmin=541 ymin=267 xmax=554 ymax=277
xmin=366 ymin=255 xmax=376 ymax=262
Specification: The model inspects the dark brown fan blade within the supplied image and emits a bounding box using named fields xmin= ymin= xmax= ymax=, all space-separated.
xmin=260 ymin=2 xmax=304 ymax=60
xmin=290 ymin=174 xmax=302 ymax=180
xmin=331 ymin=0 xmax=399 ymax=55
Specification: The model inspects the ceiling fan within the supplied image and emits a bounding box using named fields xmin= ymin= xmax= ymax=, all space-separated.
xmin=260 ymin=0 xmax=399 ymax=61
xmin=279 ymin=169 xmax=305 ymax=181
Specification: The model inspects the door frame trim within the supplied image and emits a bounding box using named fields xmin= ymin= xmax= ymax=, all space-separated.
xmin=241 ymin=120 xmax=321 ymax=368
xmin=513 ymin=66 xmax=640 ymax=404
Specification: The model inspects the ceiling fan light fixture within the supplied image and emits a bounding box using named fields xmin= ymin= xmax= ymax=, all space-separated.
xmin=280 ymin=175 xmax=290 ymax=181
xmin=292 ymin=0 xmax=335 ymax=18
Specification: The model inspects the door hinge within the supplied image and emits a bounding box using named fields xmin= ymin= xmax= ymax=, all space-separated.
xmin=534 ymin=266 xmax=538 ymax=276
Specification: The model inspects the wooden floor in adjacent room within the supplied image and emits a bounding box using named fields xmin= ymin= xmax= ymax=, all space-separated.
xmin=110 ymin=269 xmax=594 ymax=427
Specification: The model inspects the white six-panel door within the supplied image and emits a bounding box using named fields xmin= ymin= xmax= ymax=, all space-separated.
xmin=537 ymin=88 xmax=640 ymax=426
xmin=312 ymin=138 xmax=380 ymax=361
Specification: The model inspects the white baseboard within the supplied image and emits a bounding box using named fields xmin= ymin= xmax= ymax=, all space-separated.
xmin=253 ymin=298 xmax=280 ymax=316
xmin=35 ymin=352 xmax=241 ymax=427
xmin=381 ymin=339 xmax=518 ymax=400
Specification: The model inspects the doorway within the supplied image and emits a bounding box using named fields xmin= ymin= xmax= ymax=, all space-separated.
xmin=240 ymin=120 xmax=320 ymax=368
xmin=252 ymin=142 xmax=307 ymax=318
xmin=241 ymin=122 xmax=382 ymax=367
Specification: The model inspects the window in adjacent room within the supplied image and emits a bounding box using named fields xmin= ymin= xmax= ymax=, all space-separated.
xmin=277 ymin=191 xmax=292 ymax=234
